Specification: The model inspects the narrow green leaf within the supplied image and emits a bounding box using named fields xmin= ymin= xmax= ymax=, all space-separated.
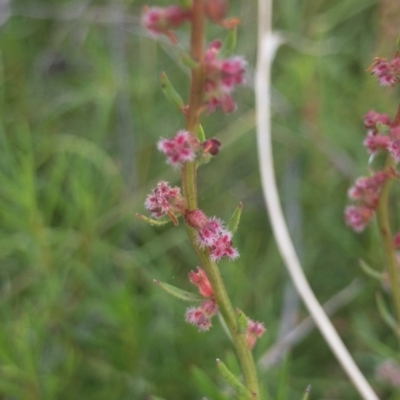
xmin=358 ymin=259 xmax=384 ymax=281
xmin=376 ymin=292 xmax=398 ymax=332
xmin=300 ymin=385 xmax=311 ymax=400
xmin=227 ymin=202 xmax=243 ymax=235
xmin=154 ymin=280 xmax=203 ymax=302
xmin=216 ymin=358 xmax=252 ymax=399
xmin=136 ymin=213 xmax=171 ymax=227
xmin=236 ymin=308 xmax=248 ymax=334
xmin=161 ymin=72 xmax=185 ymax=110
xmin=397 ymin=35 xmax=400 ymax=51
xmin=222 ymin=27 xmax=238 ymax=57
xmin=198 ymin=124 xmax=206 ymax=142
xmin=181 ymin=53 xmax=200 ymax=69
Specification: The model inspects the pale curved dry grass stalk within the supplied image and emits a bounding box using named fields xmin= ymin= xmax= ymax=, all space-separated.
xmin=255 ymin=1 xmax=379 ymax=399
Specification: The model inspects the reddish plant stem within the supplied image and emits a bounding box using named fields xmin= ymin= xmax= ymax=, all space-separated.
xmin=376 ymin=103 xmax=400 ymax=340
xmin=180 ymin=1 xmax=261 ymax=397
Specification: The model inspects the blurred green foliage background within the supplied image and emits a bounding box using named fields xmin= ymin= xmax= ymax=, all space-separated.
xmin=1 ymin=0 xmax=400 ymax=399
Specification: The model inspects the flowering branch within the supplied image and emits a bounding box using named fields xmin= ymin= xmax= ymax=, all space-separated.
xmin=345 ymin=51 xmax=400 ymax=343
xmin=141 ymin=1 xmax=263 ymax=398
xmin=256 ymin=0 xmax=378 ymax=399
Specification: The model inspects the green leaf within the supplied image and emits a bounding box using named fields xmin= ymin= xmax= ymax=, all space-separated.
xmin=191 ymin=365 xmax=229 ymax=400
xmin=136 ymin=213 xmax=171 ymax=227
xmin=216 ymin=358 xmax=252 ymax=399
xmin=358 ymin=259 xmax=384 ymax=281
xmin=198 ymin=124 xmax=206 ymax=142
xmin=154 ymin=280 xmax=203 ymax=302
xmin=161 ymin=72 xmax=185 ymax=110
xmin=222 ymin=27 xmax=238 ymax=57
xmin=300 ymin=385 xmax=311 ymax=400
xmin=376 ymin=292 xmax=398 ymax=332
xmin=180 ymin=53 xmax=200 ymax=69
xmin=227 ymin=202 xmax=243 ymax=235
xmin=235 ymin=308 xmax=248 ymax=334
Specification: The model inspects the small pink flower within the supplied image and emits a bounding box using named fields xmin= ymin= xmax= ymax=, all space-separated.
xmin=363 ymin=110 xmax=392 ymax=130
xmin=387 ymin=140 xmax=400 ymax=162
xmin=204 ymin=0 xmax=229 ymax=23
xmin=185 ymin=299 xmax=218 ymax=332
xmin=246 ymin=319 xmax=266 ymax=349
xmin=347 ymin=172 xmax=388 ymax=208
xmin=158 ymin=130 xmax=200 ymax=167
xmin=369 ymin=56 xmax=400 ymax=87
xmin=185 ymin=307 xmax=212 ymax=331
xmin=376 ymin=359 xmax=400 ymax=388
xmin=189 ymin=267 xmax=214 ymax=298
xmin=202 ymin=138 xmax=222 ymax=156
xmin=388 ymin=126 xmax=400 ymax=162
xmin=344 ymin=205 xmax=374 ymax=232
xmin=185 ymin=209 xmax=209 ymax=230
xmin=210 ymin=231 xmax=239 ymax=262
xmin=203 ymin=40 xmax=247 ymax=114
xmin=363 ymin=132 xmax=390 ymax=154
xmin=144 ymin=181 xmax=186 ymax=219
xmin=142 ymin=5 xmax=191 ymax=42
xmin=196 ymin=217 xmax=224 ymax=248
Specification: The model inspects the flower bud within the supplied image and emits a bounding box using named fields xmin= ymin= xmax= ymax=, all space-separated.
xmin=204 ymin=0 xmax=229 ymax=23
xmin=185 ymin=209 xmax=209 ymax=229
xmin=202 ymin=138 xmax=221 ymax=155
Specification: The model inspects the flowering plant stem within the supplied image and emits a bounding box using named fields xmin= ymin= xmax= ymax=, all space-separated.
xmin=376 ymin=105 xmax=400 ymax=339
xmin=181 ymin=1 xmax=261 ymax=397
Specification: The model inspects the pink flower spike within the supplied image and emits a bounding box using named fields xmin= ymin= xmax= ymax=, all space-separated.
xmin=189 ymin=267 xmax=214 ymax=298
xmin=158 ymin=130 xmax=200 ymax=167
xmin=345 ymin=205 xmax=374 ymax=232
xmin=246 ymin=319 xmax=266 ymax=349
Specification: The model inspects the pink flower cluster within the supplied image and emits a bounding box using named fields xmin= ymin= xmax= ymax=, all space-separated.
xmin=186 ymin=267 xmax=217 ymax=331
xmin=204 ymin=40 xmax=247 ymax=113
xmin=369 ymin=55 xmax=400 ymax=87
xmin=142 ymin=5 xmax=191 ymax=43
xmin=345 ymin=172 xmax=389 ymax=232
xmin=145 ymin=181 xmax=186 ymax=220
xmin=185 ymin=209 xmax=239 ymax=262
xmin=185 ymin=299 xmax=218 ymax=332
xmin=246 ymin=319 xmax=266 ymax=349
xmin=158 ymin=130 xmax=200 ymax=167
xmin=363 ymin=110 xmax=391 ymax=155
